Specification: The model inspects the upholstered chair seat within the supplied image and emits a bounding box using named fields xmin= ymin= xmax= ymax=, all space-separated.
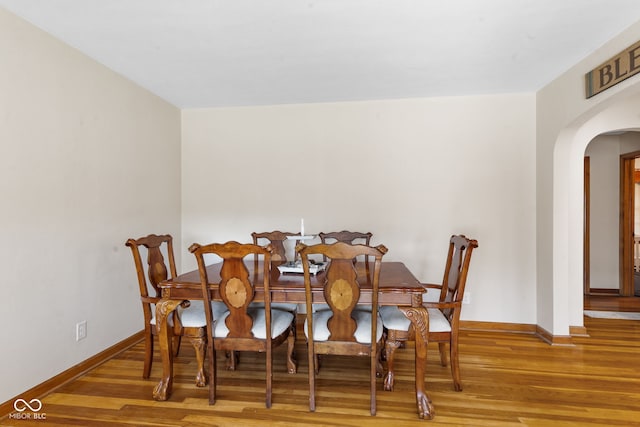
xmin=175 ymin=300 xmax=227 ymax=328
xmin=305 ymin=309 xmax=383 ymax=343
xmin=250 ymin=301 xmax=299 ymax=312
xmin=379 ymin=305 xmax=451 ymax=333
xmin=214 ymin=308 xmax=294 ymax=339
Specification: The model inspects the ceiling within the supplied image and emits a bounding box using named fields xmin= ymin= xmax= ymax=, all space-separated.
xmin=2 ymin=0 xmax=640 ymax=108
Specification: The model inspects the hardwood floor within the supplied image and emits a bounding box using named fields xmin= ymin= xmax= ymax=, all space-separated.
xmin=2 ymin=315 xmax=639 ymax=426
xmin=584 ymin=294 xmax=640 ymax=312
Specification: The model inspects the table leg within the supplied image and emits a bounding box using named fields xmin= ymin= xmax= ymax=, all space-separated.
xmin=399 ymin=306 xmax=435 ymax=420
xmin=152 ymin=299 xmax=184 ymax=401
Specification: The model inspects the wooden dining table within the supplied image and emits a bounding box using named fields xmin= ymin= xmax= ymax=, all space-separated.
xmin=153 ymin=260 xmax=434 ymax=420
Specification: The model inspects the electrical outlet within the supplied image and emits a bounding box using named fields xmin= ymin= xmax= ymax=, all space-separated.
xmin=76 ymin=320 xmax=87 ymax=341
xmin=463 ymin=292 xmax=471 ymax=305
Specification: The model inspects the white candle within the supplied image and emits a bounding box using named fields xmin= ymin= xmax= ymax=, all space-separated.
xmin=301 ymin=218 xmax=305 ymax=237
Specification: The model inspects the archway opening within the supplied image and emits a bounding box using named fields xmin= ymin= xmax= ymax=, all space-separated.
xmin=552 ymin=89 xmax=640 ymax=335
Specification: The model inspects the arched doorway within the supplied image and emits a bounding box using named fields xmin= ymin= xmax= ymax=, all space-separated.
xmin=553 ymin=89 xmax=640 ymax=335
xmin=583 ymin=132 xmax=640 ymax=297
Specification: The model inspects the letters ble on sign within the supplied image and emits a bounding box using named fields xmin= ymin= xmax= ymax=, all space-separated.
xmin=585 ymin=40 xmax=640 ymax=98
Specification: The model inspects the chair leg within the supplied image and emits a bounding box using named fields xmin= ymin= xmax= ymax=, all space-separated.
xmin=375 ymin=344 xmax=384 ymax=378
xmin=226 ymin=351 xmax=239 ymax=370
xmin=143 ymin=330 xmax=153 ymax=379
xmin=370 ymin=352 xmax=377 ymax=416
xmin=383 ymin=337 xmax=402 ymax=391
xmin=207 ymin=342 xmax=217 ymax=405
xmin=449 ymin=336 xmax=462 ymax=392
xmin=290 ymin=316 xmax=297 ymax=359
xmin=172 ymin=336 xmax=182 ymax=356
xmin=190 ymin=336 xmax=207 ymax=387
xmin=286 ymin=328 xmax=297 ymax=374
xmin=438 ymin=342 xmax=447 ymax=366
xmin=171 ymin=312 xmax=182 ymax=356
xmin=266 ymin=347 xmax=273 ymax=408
xmin=307 ymin=343 xmax=316 ymax=412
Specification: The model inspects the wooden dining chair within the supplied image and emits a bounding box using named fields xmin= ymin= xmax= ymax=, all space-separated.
xmin=252 ymin=230 xmax=300 ymax=264
xmin=315 ymin=231 xmax=375 ymax=312
xmin=297 ymin=241 xmax=388 ymax=416
xmin=189 ymin=241 xmax=297 ymax=407
xmin=379 ymin=234 xmax=478 ymax=392
xmin=251 ymin=231 xmax=300 ymax=326
xmin=251 ymin=230 xmax=301 ymax=310
xmin=126 ymin=234 xmax=226 ymax=386
xmin=318 ymin=231 xmax=373 ymax=260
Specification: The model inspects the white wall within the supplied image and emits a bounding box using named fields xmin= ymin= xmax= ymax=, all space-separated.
xmin=0 ymin=9 xmax=181 ymax=403
xmin=3 ymin=1 xmax=640 ymax=405
xmin=585 ymin=132 xmax=640 ymax=289
xmin=586 ymin=133 xmax=640 ymax=290
xmin=181 ymin=94 xmax=537 ymax=324
xmin=636 ymin=158 xmax=640 ymax=234
xmin=537 ymin=20 xmax=640 ymax=335
xmin=586 ymin=136 xmax=622 ymax=289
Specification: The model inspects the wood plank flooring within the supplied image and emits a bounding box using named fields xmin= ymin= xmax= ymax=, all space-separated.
xmin=2 ymin=315 xmax=639 ymax=426
xmin=584 ymin=294 xmax=640 ymax=312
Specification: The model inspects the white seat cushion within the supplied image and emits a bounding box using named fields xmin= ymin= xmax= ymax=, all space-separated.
xmin=213 ymin=308 xmax=294 ymax=339
xmin=379 ymin=305 xmax=451 ymax=333
xmin=149 ymin=300 xmax=227 ymax=328
xmin=312 ymin=303 xmax=331 ymax=312
xmin=250 ymin=301 xmax=298 ymax=312
xmin=182 ymin=300 xmax=229 ymax=327
xmin=304 ymin=309 xmax=383 ymax=344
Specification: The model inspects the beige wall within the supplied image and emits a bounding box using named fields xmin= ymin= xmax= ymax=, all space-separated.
xmin=586 ymin=135 xmax=623 ymax=289
xmin=585 ymin=133 xmax=640 ymax=291
xmin=585 ymin=136 xmax=622 ymax=290
xmin=4 ymin=1 xmax=640 ymax=406
xmin=0 ymin=9 xmax=181 ymax=403
xmin=181 ymin=94 xmax=537 ymax=324
xmin=537 ymin=20 xmax=640 ymax=334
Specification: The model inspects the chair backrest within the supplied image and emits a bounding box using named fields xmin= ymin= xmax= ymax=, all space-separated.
xmin=126 ymin=234 xmax=178 ymax=322
xmin=252 ymin=231 xmax=300 ymax=263
xmin=438 ymin=235 xmax=478 ymax=319
xmin=298 ymin=242 xmax=387 ymax=342
xmin=318 ymin=231 xmax=372 ymax=245
xmin=189 ymin=241 xmax=273 ymax=339
xmin=318 ymin=231 xmax=373 ymax=262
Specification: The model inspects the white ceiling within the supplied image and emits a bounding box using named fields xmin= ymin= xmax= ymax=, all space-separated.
xmin=2 ymin=0 xmax=640 ymax=108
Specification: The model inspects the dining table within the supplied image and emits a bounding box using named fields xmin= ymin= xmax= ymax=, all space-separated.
xmin=153 ymin=260 xmax=434 ymax=420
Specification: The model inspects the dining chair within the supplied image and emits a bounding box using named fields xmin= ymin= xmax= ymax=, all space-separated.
xmin=252 ymin=230 xmax=300 ymax=264
xmin=318 ymin=231 xmax=373 ymax=260
xmin=251 ymin=230 xmax=300 ymax=312
xmin=379 ymin=234 xmax=478 ymax=392
xmin=251 ymin=231 xmax=300 ymax=353
xmin=297 ymin=241 xmax=388 ymax=416
xmin=315 ymin=231 xmax=374 ymax=312
xmin=126 ymin=234 xmax=226 ymax=386
xmin=189 ymin=240 xmax=297 ymax=407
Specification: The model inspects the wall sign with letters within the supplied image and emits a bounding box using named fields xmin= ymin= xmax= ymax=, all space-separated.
xmin=585 ymin=40 xmax=640 ymax=98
